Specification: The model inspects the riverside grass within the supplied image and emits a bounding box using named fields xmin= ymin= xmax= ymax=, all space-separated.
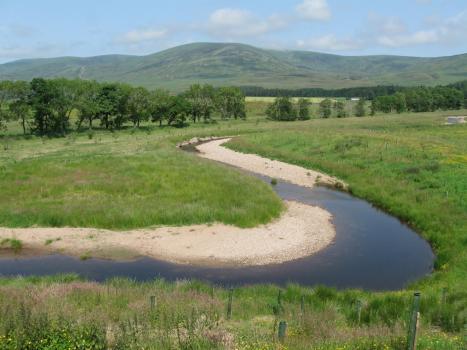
xmin=0 ymin=275 xmax=464 ymax=349
xmin=226 ymin=111 xmax=467 ymax=291
xmin=0 ymin=128 xmax=283 ymax=230
xmin=0 ymin=110 xmax=466 ymax=349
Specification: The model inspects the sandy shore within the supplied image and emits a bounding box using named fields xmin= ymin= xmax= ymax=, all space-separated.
xmin=196 ymin=138 xmax=342 ymax=189
xmin=0 ymin=138 xmax=338 ymax=266
xmin=0 ymin=201 xmax=334 ymax=266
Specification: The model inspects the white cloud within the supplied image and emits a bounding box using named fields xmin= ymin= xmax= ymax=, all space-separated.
xmin=296 ymin=0 xmax=331 ymax=21
xmin=297 ymin=34 xmax=361 ymax=51
xmin=207 ymin=8 xmax=287 ymax=38
xmin=374 ymin=11 xmax=467 ymax=48
xmin=118 ymin=28 xmax=168 ymax=44
xmin=378 ymin=30 xmax=438 ymax=47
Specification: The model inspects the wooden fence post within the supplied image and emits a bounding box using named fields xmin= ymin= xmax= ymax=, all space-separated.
xmin=356 ymin=299 xmax=362 ymax=325
xmin=278 ymin=321 xmax=287 ymax=343
xmin=227 ymin=287 xmax=233 ymax=320
xmin=150 ymin=295 xmax=156 ymax=310
xmin=407 ymin=292 xmax=421 ymax=350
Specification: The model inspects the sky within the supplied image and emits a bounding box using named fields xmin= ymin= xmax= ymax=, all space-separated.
xmin=0 ymin=0 xmax=466 ymax=63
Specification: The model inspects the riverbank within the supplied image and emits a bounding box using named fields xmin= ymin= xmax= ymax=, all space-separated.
xmin=0 ymin=139 xmax=338 ymax=266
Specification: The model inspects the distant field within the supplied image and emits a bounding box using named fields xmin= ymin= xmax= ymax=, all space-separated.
xmin=245 ymin=96 xmax=342 ymax=103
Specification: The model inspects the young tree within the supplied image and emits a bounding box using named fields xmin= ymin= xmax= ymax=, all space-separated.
xmin=370 ymin=99 xmax=377 ymax=116
xmin=51 ymin=79 xmax=81 ymax=135
xmin=319 ymin=99 xmax=332 ymax=118
xmin=149 ymin=89 xmax=171 ymax=127
xmin=215 ymin=87 xmax=246 ymax=120
xmin=96 ymin=83 xmax=129 ymax=130
xmin=166 ymin=96 xmax=190 ymax=127
xmin=185 ymin=84 xmax=215 ymax=123
xmin=0 ymin=81 xmax=13 ymax=132
xmin=9 ymin=81 xmax=32 ymax=135
xmin=334 ymin=101 xmax=347 ymax=118
xmin=127 ymin=87 xmax=150 ymax=127
xmin=297 ymin=98 xmax=311 ymax=120
xmin=266 ymin=97 xmax=296 ymax=121
xmin=393 ymin=92 xmax=407 ymax=113
xmin=354 ymin=99 xmax=366 ymax=117
xmin=29 ymin=78 xmax=59 ymax=135
xmin=76 ymin=80 xmax=100 ymax=130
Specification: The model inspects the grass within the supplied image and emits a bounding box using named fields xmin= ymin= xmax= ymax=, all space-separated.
xmin=0 ymin=125 xmax=283 ymax=230
xmin=0 ymin=276 xmax=464 ymax=349
xmin=0 ymin=238 xmax=23 ymax=253
xmin=245 ymin=97 xmax=343 ymax=103
xmin=226 ymin=112 xmax=467 ymax=292
xmin=44 ymin=238 xmax=61 ymax=246
xmin=0 ymin=108 xmax=466 ymax=348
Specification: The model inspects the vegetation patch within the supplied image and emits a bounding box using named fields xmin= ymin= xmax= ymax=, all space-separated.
xmin=0 ymin=238 xmax=23 ymax=254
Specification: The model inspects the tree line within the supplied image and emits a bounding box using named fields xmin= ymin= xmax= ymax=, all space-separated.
xmin=371 ymin=85 xmax=466 ymax=114
xmin=242 ymin=85 xmax=405 ymax=99
xmin=265 ymin=84 xmax=465 ymax=122
xmin=0 ymin=79 xmax=246 ymax=135
xmin=241 ymin=80 xmax=467 ymax=101
xmin=265 ymin=97 xmax=367 ymax=121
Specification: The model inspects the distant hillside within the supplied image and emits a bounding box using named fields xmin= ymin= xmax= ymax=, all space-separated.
xmin=1 ymin=43 xmax=466 ymax=91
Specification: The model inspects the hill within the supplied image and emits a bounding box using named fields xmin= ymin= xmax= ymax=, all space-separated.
xmin=1 ymin=42 xmax=466 ymax=91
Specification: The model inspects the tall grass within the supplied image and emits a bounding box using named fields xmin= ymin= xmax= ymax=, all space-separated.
xmin=0 ymin=277 xmax=464 ymax=349
xmin=0 ymin=130 xmax=283 ymax=229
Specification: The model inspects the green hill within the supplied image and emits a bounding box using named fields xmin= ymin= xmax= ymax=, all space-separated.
xmin=1 ymin=42 xmax=466 ymax=91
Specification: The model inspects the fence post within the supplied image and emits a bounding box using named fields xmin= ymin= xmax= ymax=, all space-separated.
xmin=227 ymin=287 xmax=233 ymax=320
xmin=441 ymin=288 xmax=447 ymax=304
xmin=149 ymin=295 xmax=156 ymax=310
xmin=356 ymin=299 xmax=362 ymax=325
xmin=300 ymin=295 xmax=305 ymax=315
xmin=407 ymin=292 xmax=421 ymax=350
xmin=278 ymin=320 xmax=287 ymax=343
xmin=277 ymin=290 xmax=283 ymax=312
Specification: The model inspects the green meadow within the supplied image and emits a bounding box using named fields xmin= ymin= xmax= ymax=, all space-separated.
xmin=0 ymin=108 xmax=466 ymax=349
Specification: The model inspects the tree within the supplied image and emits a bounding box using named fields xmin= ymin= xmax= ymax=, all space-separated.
xmin=297 ymin=98 xmax=311 ymax=120
xmin=0 ymin=81 xmax=13 ymax=132
xmin=166 ymin=96 xmax=190 ymax=127
xmin=9 ymin=81 xmax=32 ymax=135
xmin=76 ymin=80 xmax=100 ymax=130
xmin=370 ymin=99 xmax=377 ymax=116
xmin=266 ymin=97 xmax=296 ymax=121
xmin=393 ymin=92 xmax=407 ymax=113
xmin=96 ymin=83 xmax=129 ymax=130
xmin=185 ymin=84 xmax=215 ymax=123
xmin=149 ymin=89 xmax=171 ymax=127
xmin=319 ymin=99 xmax=332 ymax=118
xmin=216 ymin=87 xmax=246 ymax=120
xmin=334 ymin=101 xmax=347 ymax=118
xmin=127 ymin=87 xmax=150 ymax=127
xmin=354 ymin=99 xmax=366 ymax=117
xmin=29 ymin=78 xmax=59 ymax=135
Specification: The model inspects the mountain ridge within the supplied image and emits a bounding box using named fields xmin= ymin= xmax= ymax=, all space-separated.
xmin=1 ymin=42 xmax=466 ymax=91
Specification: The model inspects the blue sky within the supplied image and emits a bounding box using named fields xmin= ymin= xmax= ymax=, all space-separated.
xmin=0 ymin=0 xmax=466 ymax=63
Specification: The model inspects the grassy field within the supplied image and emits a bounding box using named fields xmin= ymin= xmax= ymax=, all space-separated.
xmin=245 ymin=97 xmax=359 ymax=118
xmin=227 ymin=112 xmax=467 ymax=286
xmin=245 ymin=97 xmax=343 ymax=103
xmin=0 ymin=126 xmax=283 ymax=230
xmin=0 ymin=109 xmax=466 ymax=349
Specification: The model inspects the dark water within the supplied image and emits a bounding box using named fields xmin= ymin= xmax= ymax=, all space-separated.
xmin=0 ymin=172 xmax=434 ymax=290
